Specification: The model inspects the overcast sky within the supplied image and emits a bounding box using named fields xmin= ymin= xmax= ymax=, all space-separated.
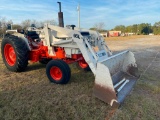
xmin=0 ymin=0 xmax=160 ymax=29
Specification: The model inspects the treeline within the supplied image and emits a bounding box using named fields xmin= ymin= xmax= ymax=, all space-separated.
xmin=0 ymin=17 xmax=57 ymax=37
xmin=1 ymin=17 xmax=160 ymax=36
xmin=112 ymin=21 xmax=160 ymax=35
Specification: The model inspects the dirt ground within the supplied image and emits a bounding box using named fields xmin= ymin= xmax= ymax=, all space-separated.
xmin=0 ymin=35 xmax=160 ymax=120
xmin=106 ymin=35 xmax=160 ymax=120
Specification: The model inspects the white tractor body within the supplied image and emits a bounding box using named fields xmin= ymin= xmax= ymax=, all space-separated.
xmin=40 ymin=24 xmax=139 ymax=106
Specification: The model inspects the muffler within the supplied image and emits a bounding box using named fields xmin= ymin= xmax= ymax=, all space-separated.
xmin=57 ymin=2 xmax=64 ymax=27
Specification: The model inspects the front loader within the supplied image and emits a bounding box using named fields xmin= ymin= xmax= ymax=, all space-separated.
xmin=1 ymin=3 xmax=139 ymax=107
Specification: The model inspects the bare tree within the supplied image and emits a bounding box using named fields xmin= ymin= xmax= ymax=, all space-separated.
xmin=0 ymin=17 xmax=13 ymax=37
xmin=21 ymin=19 xmax=31 ymax=29
xmin=21 ymin=19 xmax=40 ymax=29
xmin=93 ymin=22 xmax=105 ymax=31
xmin=7 ymin=20 xmax=13 ymax=25
xmin=0 ymin=17 xmax=2 ymax=29
xmin=0 ymin=17 xmax=6 ymax=29
xmin=38 ymin=19 xmax=57 ymax=28
xmin=21 ymin=19 xmax=57 ymax=29
xmin=12 ymin=24 xmax=22 ymax=29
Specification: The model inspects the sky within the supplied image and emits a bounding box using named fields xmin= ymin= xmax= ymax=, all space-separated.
xmin=0 ymin=0 xmax=160 ymax=29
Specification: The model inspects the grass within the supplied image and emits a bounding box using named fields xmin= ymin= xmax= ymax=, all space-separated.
xmin=0 ymin=62 xmax=111 ymax=120
xmin=112 ymin=93 xmax=160 ymax=120
xmin=0 ymin=36 xmax=160 ymax=119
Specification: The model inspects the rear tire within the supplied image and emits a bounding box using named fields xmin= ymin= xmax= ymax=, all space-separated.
xmin=46 ymin=59 xmax=71 ymax=84
xmin=1 ymin=35 xmax=28 ymax=72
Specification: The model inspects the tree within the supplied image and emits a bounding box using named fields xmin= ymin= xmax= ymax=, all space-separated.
xmin=114 ymin=25 xmax=125 ymax=33
xmin=12 ymin=24 xmax=22 ymax=29
xmin=0 ymin=17 xmax=7 ymax=30
xmin=21 ymin=19 xmax=31 ymax=29
xmin=38 ymin=19 xmax=57 ymax=28
xmin=125 ymin=25 xmax=132 ymax=33
xmin=93 ymin=22 xmax=105 ymax=31
xmin=132 ymin=24 xmax=138 ymax=33
xmin=153 ymin=21 xmax=160 ymax=35
xmin=112 ymin=23 xmax=154 ymax=35
xmin=154 ymin=21 xmax=160 ymax=27
xmin=21 ymin=19 xmax=57 ymax=29
xmin=0 ymin=17 xmax=13 ymax=36
xmin=138 ymin=23 xmax=151 ymax=35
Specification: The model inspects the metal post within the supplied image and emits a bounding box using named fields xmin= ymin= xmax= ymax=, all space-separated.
xmin=77 ymin=4 xmax=80 ymax=28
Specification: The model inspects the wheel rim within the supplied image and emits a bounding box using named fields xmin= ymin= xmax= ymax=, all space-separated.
xmin=50 ymin=66 xmax=62 ymax=81
xmin=79 ymin=60 xmax=88 ymax=69
xmin=4 ymin=44 xmax=16 ymax=66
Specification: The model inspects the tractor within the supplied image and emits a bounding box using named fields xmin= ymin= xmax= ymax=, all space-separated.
xmin=1 ymin=2 xmax=139 ymax=107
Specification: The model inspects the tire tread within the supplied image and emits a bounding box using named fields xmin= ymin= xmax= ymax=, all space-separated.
xmin=1 ymin=34 xmax=28 ymax=72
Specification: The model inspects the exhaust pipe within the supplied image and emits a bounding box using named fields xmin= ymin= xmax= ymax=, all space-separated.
xmin=57 ymin=2 xmax=64 ymax=27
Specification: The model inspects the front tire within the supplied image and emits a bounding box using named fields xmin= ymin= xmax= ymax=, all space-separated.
xmin=1 ymin=35 xmax=28 ymax=72
xmin=46 ymin=60 xmax=71 ymax=84
xmin=77 ymin=60 xmax=91 ymax=71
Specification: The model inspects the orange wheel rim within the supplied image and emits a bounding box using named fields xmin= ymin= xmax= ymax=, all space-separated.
xmin=4 ymin=44 xmax=16 ymax=66
xmin=79 ymin=60 xmax=88 ymax=68
xmin=50 ymin=66 xmax=62 ymax=81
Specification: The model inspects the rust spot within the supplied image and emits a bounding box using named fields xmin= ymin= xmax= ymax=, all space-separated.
xmin=127 ymin=65 xmax=140 ymax=78
xmin=93 ymin=83 xmax=119 ymax=107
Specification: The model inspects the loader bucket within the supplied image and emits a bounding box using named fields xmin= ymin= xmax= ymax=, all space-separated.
xmin=93 ymin=50 xmax=139 ymax=107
